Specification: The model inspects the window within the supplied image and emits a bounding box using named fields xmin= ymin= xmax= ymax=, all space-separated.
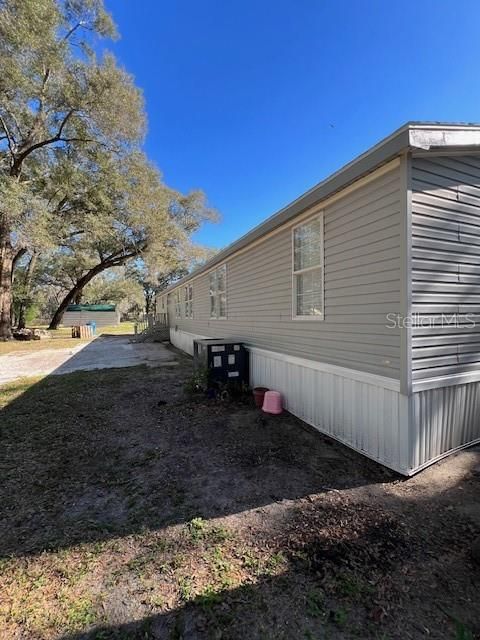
xmin=292 ymin=213 xmax=324 ymax=318
xmin=174 ymin=290 xmax=181 ymax=318
xmin=184 ymin=284 xmax=193 ymax=318
xmin=209 ymin=264 xmax=227 ymax=318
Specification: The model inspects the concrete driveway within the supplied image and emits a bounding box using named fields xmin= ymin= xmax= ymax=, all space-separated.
xmin=0 ymin=336 xmax=178 ymax=385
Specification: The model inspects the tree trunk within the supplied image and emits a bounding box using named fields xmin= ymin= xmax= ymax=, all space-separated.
xmin=73 ymin=289 xmax=83 ymax=304
xmin=17 ymin=251 xmax=38 ymax=330
xmin=48 ymin=257 xmax=131 ymax=329
xmin=48 ymin=282 xmax=84 ymax=330
xmin=0 ymin=233 xmax=14 ymax=340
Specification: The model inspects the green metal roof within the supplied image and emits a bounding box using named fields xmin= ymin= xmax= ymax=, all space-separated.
xmin=66 ymin=304 xmax=116 ymax=312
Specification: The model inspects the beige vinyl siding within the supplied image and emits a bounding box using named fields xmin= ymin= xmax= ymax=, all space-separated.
xmin=412 ymin=154 xmax=480 ymax=385
xmin=169 ymin=167 xmax=401 ymax=378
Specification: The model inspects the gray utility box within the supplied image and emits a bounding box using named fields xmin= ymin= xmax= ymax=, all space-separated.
xmin=193 ymin=338 xmax=249 ymax=385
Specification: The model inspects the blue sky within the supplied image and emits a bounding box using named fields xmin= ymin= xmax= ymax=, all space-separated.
xmin=105 ymin=0 xmax=480 ymax=250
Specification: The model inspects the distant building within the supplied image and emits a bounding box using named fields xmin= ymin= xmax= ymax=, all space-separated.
xmin=62 ymin=304 xmax=120 ymax=328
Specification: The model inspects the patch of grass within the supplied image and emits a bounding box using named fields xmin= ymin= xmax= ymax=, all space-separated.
xmin=208 ymin=546 xmax=234 ymax=590
xmin=0 ymin=337 xmax=91 ymax=356
xmin=178 ymin=576 xmax=194 ymax=602
xmin=186 ymin=517 xmax=208 ymax=542
xmin=331 ymin=607 xmax=348 ymax=629
xmin=335 ymin=572 xmax=371 ymax=599
xmin=0 ymin=376 xmax=44 ymax=407
xmin=306 ymin=589 xmax=326 ymax=619
xmin=125 ymin=537 xmax=171 ymax=576
xmin=264 ymin=551 xmax=286 ymax=575
xmin=197 ymin=584 xmax=223 ymax=609
xmin=149 ymin=593 xmax=165 ymax=608
xmin=97 ymin=322 xmax=135 ymax=335
xmin=455 ymin=621 xmax=474 ymax=640
xmin=64 ymin=595 xmax=97 ymax=630
xmin=185 ymin=517 xmax=232 ymax=546
xmin=240 ymin=549 xmax=262 ymax=575
xmin=0 ymin=322 xmax=134 ymax=356
xmin=239 ymin=548 xmax=286 ymax=578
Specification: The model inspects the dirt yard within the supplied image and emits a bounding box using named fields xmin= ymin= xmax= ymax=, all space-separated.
xmin=0 ymin=351 xmax=479 ymax=640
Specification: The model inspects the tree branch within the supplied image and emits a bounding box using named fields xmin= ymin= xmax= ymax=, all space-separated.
xmin=4 ymin=107 xmax=23 ymax=139
xmin=12 ymin=109 xmax=77 ymax=173
xmin=0 ymin=113 xmax=15 ymax=160
xmin=63 ymin=22 xmax=83 ymax=42
xmin=12 ymin=247 xmax=28 ymax=271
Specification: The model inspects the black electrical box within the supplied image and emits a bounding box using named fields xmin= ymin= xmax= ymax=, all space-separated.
xmin=193 ymin=338 xmax=249 ymax=385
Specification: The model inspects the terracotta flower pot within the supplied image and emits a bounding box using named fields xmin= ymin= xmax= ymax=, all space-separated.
xmin=253 ymin=387 xmax=269 ymax=408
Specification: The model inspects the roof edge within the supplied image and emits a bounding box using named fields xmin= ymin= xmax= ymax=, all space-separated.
xmin=161 ymin=122 xmax=480 ymax=296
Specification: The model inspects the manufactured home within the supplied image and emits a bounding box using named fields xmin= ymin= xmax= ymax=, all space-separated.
xmin=160 ymin=122 xmax=480 ymax=475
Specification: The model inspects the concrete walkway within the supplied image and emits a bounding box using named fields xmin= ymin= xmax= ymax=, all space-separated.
xmin=0 ymin=336 xmax=178 ymax=385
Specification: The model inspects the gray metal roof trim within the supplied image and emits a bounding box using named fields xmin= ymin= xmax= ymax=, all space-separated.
xmin=161 ymin=122 xmax=480 ymax=296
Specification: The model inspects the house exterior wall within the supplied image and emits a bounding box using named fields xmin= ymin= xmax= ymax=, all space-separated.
xmin=407 ymin=153 xmax=480 ymax=471
xmin=169 ymin=164 xmax=402 ymax=379
xmin=165 ymin=146 xmax=480 ymax=475
xmin=62 ymin=310 xmax=120 ymax=327
xmin=411 ymin=154 xmax=480 ymax=389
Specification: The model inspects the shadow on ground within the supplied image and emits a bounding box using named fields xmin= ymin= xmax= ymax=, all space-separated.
xmin=1 ymin=354 xmax=479 ymax=639
xmin=0 ymin=352 xmax=394 ymax=559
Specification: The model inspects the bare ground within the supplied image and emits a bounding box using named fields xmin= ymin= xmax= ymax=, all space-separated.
xmin=0 ymin=351 xmax=479 ymax=640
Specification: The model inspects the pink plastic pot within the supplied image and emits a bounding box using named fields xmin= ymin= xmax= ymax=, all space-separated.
xmin=262 ymin=390 xmax=283 ymax=415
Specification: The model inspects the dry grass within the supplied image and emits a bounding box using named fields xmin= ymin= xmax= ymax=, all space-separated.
xmin=0 ymin=363 xmax=478 ymax=640
xmin=0 ymin=322 xmax=135 ymax=355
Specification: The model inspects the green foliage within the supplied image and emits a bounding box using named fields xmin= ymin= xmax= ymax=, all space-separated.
xmin=455 ymin=621 xmax=474 ymax=640
xmin=184 ymin=366 xmax=210 ymax=395
xmin=1 ymin=0 xmax=217 ymax=335
xmin=306 ymin=589 xmax=325 ymax=619
xmin=185 ymin=517 xmax=208 ymax=542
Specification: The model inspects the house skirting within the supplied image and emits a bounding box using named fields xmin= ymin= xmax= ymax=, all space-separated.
xmin=169 ymin=327 xmax=210 ymax=356
xmin=409 ymin=384 xmax=480 ymax=473
xmin=170 ymin=329 xmax=480 ymax=475
xmin=248 ymin=346 xmax=410 ymax=475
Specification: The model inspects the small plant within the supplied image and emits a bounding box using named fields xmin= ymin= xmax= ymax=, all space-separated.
xmin=241 ymin=550 xmax=262 ymax=575
xmin=186 ymin=517 xmax=208 ymax=541
xmin=306 ymin=589 xmax=325 ymax=618
xmin=332 ymin=607 xmax=348 ymax=628
xmin=185 ymin=517 xmax=231 ymax=546
xmin=197 ymin=584 xmax=223 ymax=609
xmin=178 ymin=576 xmax=194 ymax=602
xmin=184 ymin=366 xmax=210 ymax=395
xmin=265 ymin=552 xmax=285 ymax=575
xmin=455 ymin=621 xmax=474 ymax=640
xmin=335 ymin=572 xmax=366 ymax=599
xmin=65 ymin=596 xmax=97 ymax=629
xmin=150 ymin=594 xmax=164 ymax=608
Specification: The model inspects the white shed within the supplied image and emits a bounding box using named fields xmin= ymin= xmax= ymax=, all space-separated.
xmin=62 ymin=304 xmax=120 ymax=328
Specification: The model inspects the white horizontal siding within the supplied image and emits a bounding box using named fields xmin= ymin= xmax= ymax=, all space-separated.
xmin=62 ymin=311 xmax=119 ymax=327
xmin=168 ymin=167 xmax=401 ymax=379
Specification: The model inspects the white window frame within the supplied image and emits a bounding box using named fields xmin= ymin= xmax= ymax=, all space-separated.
xmin=174 ymin=289 xmax=181 ymax=318
xmin=184 ymin=284 xmax=193 ymax=318
xmin=209 ymin=264 xmax=227 ymax=319
xmin=292 ymin=211 xmax=324 ymax=321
